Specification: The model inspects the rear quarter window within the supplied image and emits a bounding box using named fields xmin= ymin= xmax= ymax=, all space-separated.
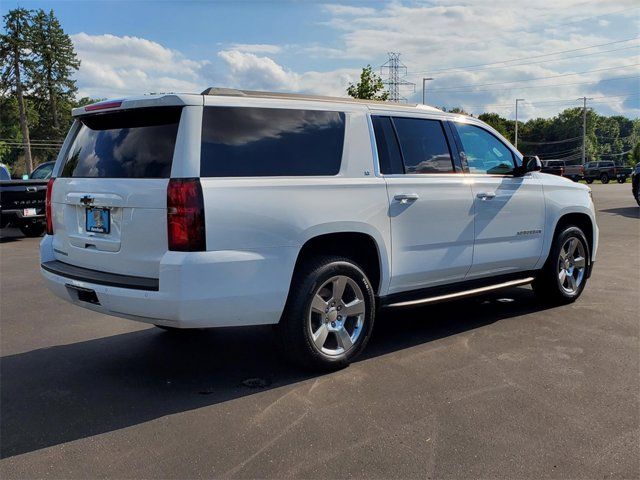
xmin=60 ymin=107 xmax=182 ymax=178
xmin=200 ymin=107 xmax=345 ymax=177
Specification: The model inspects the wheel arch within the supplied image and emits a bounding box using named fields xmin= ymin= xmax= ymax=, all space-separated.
xmin=539 ymin=211 xmax=595 ymax=269
xmin=291 ymin=225 xmax=390 ymax=296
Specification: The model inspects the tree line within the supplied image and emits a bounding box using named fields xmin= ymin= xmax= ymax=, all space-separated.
xmin=348 ymin=66 xmax=640 ymax=165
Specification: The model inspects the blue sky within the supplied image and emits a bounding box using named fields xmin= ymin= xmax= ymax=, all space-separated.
xmin=2 ymin=0 xmax=639 ymax=119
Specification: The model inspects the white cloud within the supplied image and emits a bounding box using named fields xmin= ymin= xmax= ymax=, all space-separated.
xmin=228 ymin=43 xmax=283 ymax=54
xmin=217 ymin=50 xmax=357 ymax=96
xmin=71 ymin=32 xmax=211 ymax=98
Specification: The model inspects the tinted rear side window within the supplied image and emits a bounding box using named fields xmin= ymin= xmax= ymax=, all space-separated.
xmin=61 ymin=107 xmax=181 ymax=178
xmin=392 ymin=118 xmax=454 ymax=174
xmin=200 ymin=107 xmax=345 ymax=177
xmin=372 ymin=116 xmax=404 ymax=174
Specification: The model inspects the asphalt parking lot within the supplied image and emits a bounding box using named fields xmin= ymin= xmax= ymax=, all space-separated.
xmin=1 ymin=183 xmax=638 ymax=479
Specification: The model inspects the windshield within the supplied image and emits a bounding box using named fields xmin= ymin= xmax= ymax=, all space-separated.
xmin=30 ymin=163 xmax=53 ymax=179
xmin=60 ymin=107 xmax=182 ymax=178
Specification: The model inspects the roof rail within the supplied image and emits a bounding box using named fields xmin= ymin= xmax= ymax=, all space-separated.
xmin=199 ymin=87 xmax=420 ymax=107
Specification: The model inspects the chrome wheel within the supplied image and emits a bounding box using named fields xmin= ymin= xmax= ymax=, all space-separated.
xmin=557 ymin=237 xmax=586 ymax=295
xmin=308 ymin=275 xmax=366 ymax=357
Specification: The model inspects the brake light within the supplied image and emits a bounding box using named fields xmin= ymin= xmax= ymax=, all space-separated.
xmin=560 ymin=167 xmax=565 ymax=175
xmin=613 ymin=167 xmax=617 ymax=175
xmin=167 ymin=178 xmax=206 ymax=251
xmin=84 ymin=100 xmax=123 ymax=112
xmin=579 ymin=165 xmax=584 ymax=173
xmin=46 ymin=178 xmax=55 ymax=235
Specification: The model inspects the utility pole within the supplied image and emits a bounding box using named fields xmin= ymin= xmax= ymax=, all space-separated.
xmin=422 ymin=77 xmax=433 ymax=105
xmin=515 ymin=99 xmax=525 ymax=149
xmin=580 ymin=96 xmax=592 ymax=164
xmin=380 ymin=53 xmax=415 ymax=102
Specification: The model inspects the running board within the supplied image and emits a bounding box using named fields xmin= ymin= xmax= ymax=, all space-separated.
xmin=383 ymin=277 xmax=535 ymax=308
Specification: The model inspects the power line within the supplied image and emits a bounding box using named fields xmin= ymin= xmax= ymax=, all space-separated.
xmin=410 ymin=37 xmax=639 ymax=75
xmin=428 ymin=63 xmax=640 ymax=92
xmin=429 ymin=74 xmax=639 ymax=95
xmin=443 ymin=92 xmax=640 ymax=110
xmin=600 ymin=149 xmax=633 ymax=156
xmin=519 ymin=136 xmax=583 ymax=145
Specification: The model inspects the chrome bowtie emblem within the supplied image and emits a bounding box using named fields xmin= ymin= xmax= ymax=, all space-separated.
xmin=80 ymin=195 xmax=94 ymax=206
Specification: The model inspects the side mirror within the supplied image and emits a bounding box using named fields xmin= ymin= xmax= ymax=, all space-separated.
xmin=515 ymin=155 xmax=542 ymax=176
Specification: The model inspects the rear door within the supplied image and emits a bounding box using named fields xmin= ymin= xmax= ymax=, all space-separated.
xmin=451 ymin=121 xmax=545 ymax=278
xmin=50 ymin=106 xmax=183 ymax=278
xmin=374 ymin=115 xmax=475 ymax=294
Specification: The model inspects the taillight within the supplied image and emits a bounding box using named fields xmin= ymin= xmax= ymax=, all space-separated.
xmin=46 ymin=178 xmax=55 ymax=235
xmin=167 ymin=178 xmax=206 ymax=251
xmin=579 ymin=165 xmax=584 ymax=173
xmin=560 ymin=167 xmax=565 ymax=175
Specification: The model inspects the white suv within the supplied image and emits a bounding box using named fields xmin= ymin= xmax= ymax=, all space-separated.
xmin=41 ymin=89 xmax=598 ymax=369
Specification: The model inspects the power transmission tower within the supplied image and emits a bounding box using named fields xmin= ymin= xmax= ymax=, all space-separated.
xmin=380 ymin=52 xmax=415 ymax=102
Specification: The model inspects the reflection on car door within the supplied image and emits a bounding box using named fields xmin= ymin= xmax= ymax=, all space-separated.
xmin=451 ymin=121 xmax=545 ymax=278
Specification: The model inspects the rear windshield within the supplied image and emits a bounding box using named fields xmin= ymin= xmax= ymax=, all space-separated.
xmin=60 ymin=107 xmax=182 ymax=178
xmin=546 ymin=161 xmax=564 ymax=166
xmin=200 ymin=106 xmax=345 ymax=177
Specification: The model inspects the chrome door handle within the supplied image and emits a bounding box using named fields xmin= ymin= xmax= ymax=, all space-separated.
xmin=476 ymin=192 xmax=496 ymax=200
xmin=394 ymin=193 xmax=419 ymax=203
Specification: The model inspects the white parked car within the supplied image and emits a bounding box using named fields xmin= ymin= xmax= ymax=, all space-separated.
xmin=41 ymin=89 xmax=598 ymax=369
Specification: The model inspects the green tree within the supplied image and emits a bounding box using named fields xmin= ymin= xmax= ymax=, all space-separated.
xmin=347 ymin=65 xmax=389 ymax=101
xmin=30 ymin=9 xmax=80 ymax=137
xmin=478 ymin=112 xmax=513 ymax=141
xmin=0 ymin=8 xmax=35 ymax=172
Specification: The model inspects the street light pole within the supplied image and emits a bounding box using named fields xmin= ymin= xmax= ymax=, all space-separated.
xmin=422 ymin=77 xmax=433 ymax=105
xmin=515 ymin=98 xmax=525 ymax=149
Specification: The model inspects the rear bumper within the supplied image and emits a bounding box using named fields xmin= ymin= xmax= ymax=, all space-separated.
xmin=0 ymin=209 xmax=45 ymax=221
xmin=40 ymin=235 xmax=297 ymax=328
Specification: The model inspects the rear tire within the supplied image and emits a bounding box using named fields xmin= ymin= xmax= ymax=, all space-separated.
xmin=532 ymin=225 xmax=590 ymax=305
xmin=277 ymin=255 xmax=375 ymax=371
xmin=19 ymin=222 xmax=45 ymax=237
xmin=600 ymin=173 xmax=609 ymax=184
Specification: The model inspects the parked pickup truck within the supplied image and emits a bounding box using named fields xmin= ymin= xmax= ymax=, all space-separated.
xmin=541 ymin=160 xmax=583 ymax=182
xmin=583 ymin=161 xmax=632 ymax=184
xmin=0 ymin=162 xmax=54 ymax=236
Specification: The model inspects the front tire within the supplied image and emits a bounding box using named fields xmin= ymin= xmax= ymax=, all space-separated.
xmin=585 ymin=178 xmax=593 ymax=184
xmin=600 ymin=173 xmax=609 ymax=184
xmin=617 ymin=177 xmax=626 ymax=184
xmin=533 ymin=226 xmax=590 ymax=304
xmin=277 ymin=256 xmax=375 ymax=371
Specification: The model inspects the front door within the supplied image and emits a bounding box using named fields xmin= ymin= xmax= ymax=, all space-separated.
xmin=451 ymin=121 xmax=545 ymax=279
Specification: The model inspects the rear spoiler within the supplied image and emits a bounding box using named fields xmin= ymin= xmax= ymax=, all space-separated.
xmin=72 ymin=94 xmax=203 ymax=117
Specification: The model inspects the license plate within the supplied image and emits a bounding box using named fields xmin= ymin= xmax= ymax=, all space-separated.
xmin=23 ymin=208 xmax=37 ymax=217
xmin=86 ymin=207 xmax=110 ymax=234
